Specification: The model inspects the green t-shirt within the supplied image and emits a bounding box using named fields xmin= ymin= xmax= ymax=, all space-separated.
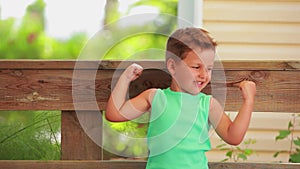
xmin=146 ymin=88 xmax=211 ymax=169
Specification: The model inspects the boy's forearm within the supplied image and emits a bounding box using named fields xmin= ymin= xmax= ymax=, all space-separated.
xmin=228 ymin=99 xmax=254 ymax=144
xmin=106 ymin=63 xmax=144 ymax=121
xmin=110 ymin=75 xmax=131 ymax=109
xmin=106 ymin=75 xmax=131 ymax=121
xmin=227 ymin=80 xmax=256 ymax=144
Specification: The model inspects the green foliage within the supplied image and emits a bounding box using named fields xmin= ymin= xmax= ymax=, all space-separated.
xmin=84 ymin=17 xmax=176 ymax=60
xmin=0 ymin=0 xmax=178 ymax=160
xmin=93 ymin=0 xmax=177 ymax=60
xmin=275 ymin=130 xmax=291 ymax=141
xmin=129 ymin=0 xmax=177 ymax=15
xmin=41 ymin=33 xmax=87 ymax=59
xmin=274 ymin=114 xmax=300 ymax=163
xmin=0 ymin=111 xmax=61 ymax=160
xmin=103 ymin=113 xmax=149 ymax=158
xmin=103 ymin=31 xmax=167 ymax=60
xmin=103 ymin=0 xmax=121 ymax=26
xmin=0 ymin=0 xmax=87 ymax=59
xmin=129 ymin=0 xmax=177 ymax=35
xmin=216 ymin=138 xmax=257 ymax=162
xmin=0 ymin=0 xmax=86 ymax=160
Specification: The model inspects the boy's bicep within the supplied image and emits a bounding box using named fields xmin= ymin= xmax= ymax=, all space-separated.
xmin=209 ymin=97 xmax=232 ymax=140
xmin=208 ymin=98 xmax=220 ymax=127
xmin=208 ymin=97 xmax=228 ymax=129
xmin=120 ymin=89 xmax=157 ymax=120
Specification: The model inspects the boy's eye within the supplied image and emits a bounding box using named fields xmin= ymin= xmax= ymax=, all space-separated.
xmin=191 ymin=66 xmax=200 ymax=69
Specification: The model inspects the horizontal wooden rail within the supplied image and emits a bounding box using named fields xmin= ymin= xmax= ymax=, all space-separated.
xmin=0 ymin=60 xmax=299 ymax=112
xmin=0 ymin=60 xmax=298 ymax=70
xmin=0 ymin=60 xmax=300 ymax=168
xmin=0 ymin=160 xmax=300 ymax=169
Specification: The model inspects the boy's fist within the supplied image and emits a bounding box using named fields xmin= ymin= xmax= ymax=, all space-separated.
xmin=239 ymin=80 xmax=256 ymax=101
xmin=123 ymin=63 xmax=143 ymax=82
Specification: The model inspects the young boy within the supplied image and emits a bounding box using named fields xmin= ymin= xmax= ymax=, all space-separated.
xmin=106 ymin=27 xmax=256 ymax=169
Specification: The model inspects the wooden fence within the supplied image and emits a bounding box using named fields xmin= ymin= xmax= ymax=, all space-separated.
xmin=0 ymin=60 xmax=299 ymax=169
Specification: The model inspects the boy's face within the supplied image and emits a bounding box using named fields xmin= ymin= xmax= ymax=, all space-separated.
xmin=172 ymin=49 xmax=215 ymax=95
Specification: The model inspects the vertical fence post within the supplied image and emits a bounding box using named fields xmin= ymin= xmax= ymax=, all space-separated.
xmin=61 ymin=110 xmax=102 ymax=160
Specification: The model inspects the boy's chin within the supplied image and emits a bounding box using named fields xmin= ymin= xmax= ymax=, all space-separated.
xmin=186 ymin=88 xmax=202 ymax=95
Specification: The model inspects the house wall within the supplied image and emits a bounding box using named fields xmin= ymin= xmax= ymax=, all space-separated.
xmin=203 ymin=0 xmax=300 ymax=162
xmin=203 ymin=0 xmax=300 ymax=61
xmin=207 ymin=112 xmax=300 ymax=162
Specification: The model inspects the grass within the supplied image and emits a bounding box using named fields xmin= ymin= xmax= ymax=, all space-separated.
xmin=0 ymin=111 xmax=61 ymax=160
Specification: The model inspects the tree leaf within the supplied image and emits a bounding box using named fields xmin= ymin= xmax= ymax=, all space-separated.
xmin=216 ymin=143 xmax=227 ymax=149
xmin=293 ymin=137 xmax=300 ymax=146
xmin=226 ymin=150 xmax=233 ymax=158
xmin=275 ymin=130 xmax=291 ymax=141
xmin=236 ymin=147 xmax=242 ymax=151
xmin=290 ymin=152 xmax=300 ymax=163
xmin=244 ymin=149 xmax=253 ymax=156
xmin=221 ymin=158 xmax=229 ymax=162
xmin=288 ymin=121 xmax=293 ymax=130
xmin=238 ymin=153 xmax=247 ymax=160
xmin=273 ymin=151 xmax=280 ymax=157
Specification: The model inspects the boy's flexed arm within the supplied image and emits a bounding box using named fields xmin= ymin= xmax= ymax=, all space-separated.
xmin=209 ymin=81 xmax=256 ymax=145
xmin=106 ymin=63 xmax=155 ymax=122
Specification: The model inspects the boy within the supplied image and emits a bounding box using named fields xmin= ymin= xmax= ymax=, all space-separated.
xmin=106 ymin=27 xmax=256 ymax=169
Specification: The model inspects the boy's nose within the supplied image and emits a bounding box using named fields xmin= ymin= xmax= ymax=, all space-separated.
xmin=198 ymin=68 xmax=208 ymax=79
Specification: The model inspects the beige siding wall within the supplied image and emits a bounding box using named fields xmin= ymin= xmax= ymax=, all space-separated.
xmin=206 ymin=112 xmax=300 ymax=162
xmin=203 ymin=0 xmax=300 ymax=163
xmin=203 ymin=0 xmax=300 ymax=60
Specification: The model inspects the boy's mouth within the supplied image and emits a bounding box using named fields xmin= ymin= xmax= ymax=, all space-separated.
xmin=195 ymin=81 xmax=204 ymax=87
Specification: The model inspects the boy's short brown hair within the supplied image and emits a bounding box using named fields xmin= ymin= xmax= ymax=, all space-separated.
xmin=166 ymin=27 xmax=217 ymax=61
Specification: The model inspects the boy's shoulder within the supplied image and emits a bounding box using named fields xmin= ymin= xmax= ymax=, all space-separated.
xmin=140 ymin=88 xmax=159 ymax=101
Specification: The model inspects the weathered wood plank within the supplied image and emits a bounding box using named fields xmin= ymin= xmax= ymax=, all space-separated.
xmin=61 ymin=111 xmax=102 ymax=160
xmin=0 ymin=60 xmax=299 ymax=70
xmin=0 ymin=60 xmax=165 ymax=70
xmin=222 ymin=70 xmax=300 ymax=112
xmin=0 ymin=160 xmax=299 ymax=169
xmin=0 ymin=161 xmax=145 ymax=169
xmin=0 ymin=60 xmax=299 ymax=112
xmin=0 ymin=60 xmax=299 ymax=167
xmin=129 ymin=69 xmax=300 ymax=113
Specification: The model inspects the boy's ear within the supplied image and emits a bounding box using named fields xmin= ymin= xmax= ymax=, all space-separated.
xmin=166 ymin=58 xmax=176 ymax=75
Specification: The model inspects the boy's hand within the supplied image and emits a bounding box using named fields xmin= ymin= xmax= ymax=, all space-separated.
xmin=123 ymin=63 xmax=144 ymax=82
xmin=239 ymin=80 xmax=256 ymax=101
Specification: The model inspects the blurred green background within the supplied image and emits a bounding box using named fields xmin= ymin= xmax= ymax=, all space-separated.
xmin=0 ymin=0 xmax=177 ymax=160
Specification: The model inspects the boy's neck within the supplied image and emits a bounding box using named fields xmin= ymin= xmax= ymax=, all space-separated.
xmin=170 ymin=80 xmax=180 ymax=92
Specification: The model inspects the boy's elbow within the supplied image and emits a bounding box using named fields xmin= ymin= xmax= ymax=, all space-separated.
xmin=226 ymin=137 xmax=243 ymax=146
xmin=105 ymin=111 xmax=118 ymax=122
xmin=228 ymin=140 xmax=241 ymax=146
xmin=105 ymin=113 xmax=114 ymax=122
xmin=105 ymin=109 xmax=126 ymax=122
xmin=105 ymin=104 xmax=118 ymax=122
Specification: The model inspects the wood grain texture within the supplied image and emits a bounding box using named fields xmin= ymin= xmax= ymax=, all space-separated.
xmin=0 ymin=60 xmax=299 ymax=169
xmin=0 ymin=60 xmax=298 ymax=70
xmin=61 ymin=111 xmax=102 ymax=160
xmin=0 ymin=60 xmax=299 ymax=112
xmin=0 ymin=160 xmax=299 ymax=169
